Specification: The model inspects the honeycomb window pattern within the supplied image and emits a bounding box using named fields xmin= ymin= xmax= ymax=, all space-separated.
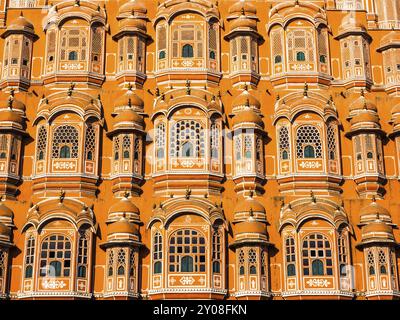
xmin=296 ymin=125 xmax=322 ymax=159
xmin=51 ymin=125 xmax=79 ymax=159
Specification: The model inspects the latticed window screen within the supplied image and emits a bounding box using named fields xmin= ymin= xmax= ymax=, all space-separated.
xmin=248 ymin=248 xmax=257 ymax=275
xmin=256 ymin=137 xmax=263 ymax=161
xmin=168 ymin=229 xmax=206 ymax=273
xmin=0 ymin=135 xmax=8 ymax=158
xmin=238 ymin=249 xmax=245 ymax=275
xmin=378 ymin=249 xmax=388 ymax=274
xmin=235 ymin=136 xmax=242 ymax=160
xmin=302 ymin=233 xmax=333 ymax=276
xmin=117 ymin=249 xmax=126 ymax=276
xmin=279 ymin=126 xmax=290 ymax=160
xmin=153 ymin=232 xmax=162 ymax=274
xmin=122 ymin=135 xmax=131 ymax=159
xmin=244 ymin=135 xmax=253 ymax=158
xmin=208 ymin=22 xmax=217 ymax=59
xmin=52 ymin=125 xmax=79 ymax=159
xmin=285 ymin=237 xmax=296 ymax=276
xmin=367 ymin=249 xmax=375 ymax=275
xmin=9 ymin=0 xmax=36 ymax=7
xmin=287 ymin=28 xmax=315 ymax=65
xmin=60 ymin=28 xmax=88 ymax=61
xmin=77 ymin=230 xmax=89 ymax=278
xmin=134 ymin=137 xmax=141 ymax=161
xmin=210 ymin=121 xmax=220 ymax=159
xmin=157 ymin=24 xmax=167 ymax=59
xmin=39 ymin=235 xmax=72 ymax=277
xmin=0 ymin=249 xmax=6 ymax=278
xmin=327 ymin=124 xmax=337 ymax=160
xmin=129 ymin=249 xmax=136 ymax=277
xmin=107 ymin=250 xmax=114 ymax=276
xmin=91 ymin=25 xmax=103 ymax=62
xmin=261 ymin=249 xmax=268 ymax=276
xmin=24 ymin=235 xmax=35 ymax=278
xmin=113 ymin=136 xmax=120 ymax=160
xmin=10 ymin=137 xmax=18 ymax=160
xmin=170 ymin=120 xmax=205 ymax=158
xmin=296 ymin=125 xmax=322 ymax=158
xmin=155 ymin=123 xmax=165 ymax=159
xmin=338 ymin=231 xmax=348 ymax=275
xmin=84 ymin=125 xmax=96 ymax=161
xmin=317 ymin=27 xmax=329 ymax=69
xmin=172 ymin=24 xmax=203 ymax=59
xmin=212 ymin=230 xmax=222 ymax=273
xmin=271 ymin=29 xmax=284 ymax=66
xmin=46 ymin=30 xmax=56 ymax=64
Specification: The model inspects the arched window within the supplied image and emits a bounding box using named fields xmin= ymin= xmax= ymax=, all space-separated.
xmin=69 ymin=51 xmax=78 ymax=61
xmin=117 ymin=249 xmax=126 ymax=276
xmin=52 ymin=125 xmax=79 ymax=159
xmin=113 ymin=136 xmax=120 ymax=161
xmin=244 ymin=136 xmax=253 ymax=159
xmin=85 ymin=125 xmax=96 ymax=161
xmin=107 ymin=250 xmax=114 ymax=277
xmin=279 ymin=126 xmax=290 ymax=160
xmin=170 ymin=120 xmax=204 ymax=158
xmin=367 ymin=250 xmax=375 ymax=275
xmin=275 ymin=55 xmax=282 ymax=63
xmin=285 ymin=237 xmax=296 ymax=276
xmin=153 ymin=232 xmax=162 ymax=274
xmin=0 ymin=249 xmax=6 ymax=278
xmin=210 ymin=51 xmax=216 ymax=60
xmin=210 ymin=121 xmax=220 ymax=160
xmin=238 ymin=249 xmax=245 ymax=275
xmin=181 ymin=256 xmax=194 ymax=272
xmin=338 ymin=230 xmax=348 ymax=277
xmin=122 ymin=135 xmax=131 ymax=159
xmin=235 ymin=136 xmax=242 ymax=160
xmin=296 ymin=125 xmax=322 ymax=159
xmin=0 ymin=135 xmax=8 ymax=159
xmin=39 ymin=235 xmax=71 ymax=277
xmin=60 ymin=145 xmax=71 ymax=159
xmin=212 ymin=230 xmax=222 ymax=274
xmin=155 ymin=123 xmax=166 ymax=159
xmin=77 ymin=229 xmax=89 ymax=279
xmin=36 ymin=126 xmax=47 ymax=160
xmin=302 ymin=233 xmax=332 ymax=276
xmin=159 ymin=50 xmax=166 ymax=59
xmin=248 ymin=249 xmax=257 ymax=275
xmin=327 ymin=124 xmax=337 ymax=161
xmin=182 ymin=44 xmax=194 ymax=58
xmin=378 ymin=249 xmax=388 ymax=275
xmin=312 ymin=259 xmax=324 ymax=276
xmin=168 ymin=229 xmax=206 ymax=273
xmin=304 ymin=145 xmax=315 ymax=158
xmin=24 ymin=235 xmax=35 ymax=278
xmin=296 ymin=51 xmax=306 ymax=61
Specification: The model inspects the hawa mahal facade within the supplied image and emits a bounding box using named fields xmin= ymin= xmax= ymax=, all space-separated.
xmin=0 ymin=0 xmax=399 ymax=300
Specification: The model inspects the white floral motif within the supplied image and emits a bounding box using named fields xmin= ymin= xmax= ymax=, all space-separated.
xmin=306 ymin=279 xmax=330 ymax=288
xmin=42 ymin=280 xmax=66 ymax=289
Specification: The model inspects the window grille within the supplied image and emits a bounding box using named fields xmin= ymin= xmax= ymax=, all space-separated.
xmin=296 ymin=125 xmax=322 ymax=159
xmin=52 ymin=125 xmax=79 ymax=159
xmin=302 ymin=233 xmax=333 ymax=276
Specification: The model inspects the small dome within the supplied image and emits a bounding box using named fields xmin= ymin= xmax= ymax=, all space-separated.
xmin=109 ymin=197 xmax=140 ymax=215
xmin=361 ymin=221 xmax=395 ymax=244
xmin=235 ymin=219 xmax=267 ymax=236
xmin=360 ymin=200 xmax=392 ymax=224
xmin=338 ymin=15 xmax=367 ymax=36
xmin=350 ymin=112 xmax=380 ymax=126
xmin=391 ymin=103 xmax=400 ymax=117
xmin=0 ymin=202 xmax=13 ymax=218
xmin=114 ymin=90 xmax=144 ymax=110
xmin=107 ymin=217 xmax=139 ymax=236
xmin=379 ymin=30 xmax=400 ymax=49
xmin=349 ymin=96 xmax=377 ymax=113
xmin=232 ymin=90 xmax=261 ymax=110
xmin=363 ymin=221 xmax=393 ymax=235
xmin=234 ymin=196 xmax=266 ymax=215
xmin=229 ymin=2 xmax=257 ymax=15
xmin=7 ymin=14 xmax=34 ymax=32
xmin=230 ymin=16 xmax=257 ymax=31
xmin=119 ymin=18 xmax=147 ymax=32
xmin=0 ymin=222 xmax=10 ymax=238
xmin=0 ymin=109 xmax=24 ymax=124
xmin=119 ymin=0 xmax=147 ymax=16
xmin=113 ymin=108 xmax=144 ymax=128
xmin=232 ymin=108 xmax=264 ymax=128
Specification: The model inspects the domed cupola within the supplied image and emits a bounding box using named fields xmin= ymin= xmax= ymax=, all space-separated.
xmin=230 ymin=193 xmax=272 ymax=299
xmin=224 ymin=2 xmax=263 ymax=86
xmin=113 ymin=0 xmax=151 ymax=86
xmin=356 ymin=198 xmax=399 ymax=299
